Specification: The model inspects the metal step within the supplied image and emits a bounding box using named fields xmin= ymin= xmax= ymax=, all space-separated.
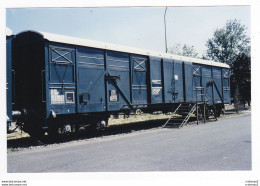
xmin=167 ymin=123 xmax=182 ymax=125
xmin=169 ymin=118 xmax=185 ymax=121
xmin=163 ymin=103 xmax=197 ymax=128
xmin=176 ymin=112 xmax=191 ymax=115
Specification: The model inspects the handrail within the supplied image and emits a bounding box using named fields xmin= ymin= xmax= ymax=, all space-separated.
xmin=195 ymin=86 xmax=206 ymax=124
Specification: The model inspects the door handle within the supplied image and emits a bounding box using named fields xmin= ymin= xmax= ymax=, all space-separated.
xmin=106 ymin=73 xmax=120 ymax=80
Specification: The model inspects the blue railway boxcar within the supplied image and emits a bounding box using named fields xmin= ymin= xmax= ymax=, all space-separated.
xmin=9 ymin=30 xmax=230 ymax=137
xmin=6 ymin=28 xmax=14 ymax=129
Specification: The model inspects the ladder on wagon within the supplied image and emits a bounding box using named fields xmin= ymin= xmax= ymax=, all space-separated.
xmin=163 ymin=103 xmax=197 ymax=128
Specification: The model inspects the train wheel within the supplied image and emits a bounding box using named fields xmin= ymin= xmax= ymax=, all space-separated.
xmin=26 ymin=126 xmax=46 ymax=144
xmin=47 ymin=124 xmax=59 ymax=141
xmin=135 ymin=109 xmax=142 ymax=116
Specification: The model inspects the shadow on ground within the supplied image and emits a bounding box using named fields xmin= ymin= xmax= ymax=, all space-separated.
xmin=7 ymin=118 xmax=171 ymax=150
xmin=8 ymin=108 xmax=248 ymax=151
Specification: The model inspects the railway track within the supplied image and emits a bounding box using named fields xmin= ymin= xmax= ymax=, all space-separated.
xmin=7 ymin=115 xmax=173 ymax=151
xmin=7 ymin=108 xmax=243 ymax=152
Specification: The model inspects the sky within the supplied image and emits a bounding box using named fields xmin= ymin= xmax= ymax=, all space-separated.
xmin=6 ymin=6 xmax=250 ymax=57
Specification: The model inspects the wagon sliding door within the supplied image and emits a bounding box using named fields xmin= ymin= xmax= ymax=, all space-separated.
xmin=201 ymin=65 xmax=213 ymax=104
xmin=174 ymin=60 xmax=184 ymax=102
xmin=192 ymin=64 xmax=202 ymax=102
xmin=76 ymin=47 xmax=106 ymax=113
xmin=48 ymin=44 xmax=76 ymax=114
xmin=212 ymin=67 xmax=223 ymax=103
xmin=163 ymin=59 xmax=176 ymax=103
xmin=222 ymin=68 xmax=231 ymax=103
xmin=131 ymin=55 xmax=148 ymax=106
xmin=106 ymin=51 xmax=131 ymax=111
xmin=149 ymin=57 xmax=163 ymax=104
xmin=184 ymin=62 xmax=193 ymax=102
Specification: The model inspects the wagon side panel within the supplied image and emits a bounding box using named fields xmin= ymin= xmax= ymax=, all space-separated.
xmin=184 ymin=62 xmax=193 ymax=102
xmin=192 ymin=64 xmax=202 ymax=102
xmin=76 ymin=47 xmax=106 ymax=113
xmin=149 ymin=57 xmax=163 ymax=104
xmin=131 ymin=54 xmax=148 ymax=106
xmin=46 ymin=42 xmax=76 ymax=116
xmin=163 ymin=58 xmax=175 ymax=103
xmin=106 ymin=51 xmax=131 ymax=111
xmin=212 ymin=67 xmax=223 ymax=103
xmin=201 ymin=65 xmax=213 ymax=104
xmin=222 ymin=68 xmax=231 ymax=104
xmin=6 ymin=36 xmax=13 ymax=122
xmin=173 ymin=60 xmax=184 ymax=103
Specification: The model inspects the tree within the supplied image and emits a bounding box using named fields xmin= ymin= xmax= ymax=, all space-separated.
xmin=205 ymin=20 xmax=251 ymax=108
xmin=230 ymin=53 xmax=251 ymax=106
xmin=205 ymin=19 xmax=250 ymax=66
xmin=168 ymin=43 xmax=199 ymax=58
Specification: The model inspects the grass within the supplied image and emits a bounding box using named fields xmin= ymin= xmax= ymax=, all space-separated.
xmin=7 ymin=113 xmax=174 ymax=140
xmin=9 ymin=148 xmax=20 ymax=152
xmin=7 ymin=130 xmax=30 ymax=140
xmin=8 ymin=107 xmax=250 ymax=140
xmin=108 ymin=113 xmax=174 ymax=126
xmin=221 ymin=106 xmax=250 ymax=117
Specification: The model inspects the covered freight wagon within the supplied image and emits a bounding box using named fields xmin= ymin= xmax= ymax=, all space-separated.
xmin=10 ymin=30 xmax=230 ymax=136
xmin=6 ymin=28 xmax=14 ymax=128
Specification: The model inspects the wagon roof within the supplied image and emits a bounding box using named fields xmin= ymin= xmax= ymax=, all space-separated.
xmin=6 ymin=27 xmax=13 ymax=36
xmin=39 ymin=31 xmax=229 ymax=68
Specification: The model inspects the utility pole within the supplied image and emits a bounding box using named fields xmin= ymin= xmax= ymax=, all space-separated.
xmin=164 ymin=6 xmax=168 ymax=53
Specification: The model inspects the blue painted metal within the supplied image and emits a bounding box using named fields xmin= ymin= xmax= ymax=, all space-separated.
xmin=163 ymin=58 xmax=175 ymax=103
xmin=173 ymin=60 xmax=184 ymax=102
xmin=9 ymin=30 xmax=232 ymax=130
xmin=49 ymin=44 xmax=75 ymax=84
xmin=183 ymin=62 xmax=193 ymax=102
xmin=131 ymin=54 xmax=148 ymax=106
xmin=6 ymin=30 xmax=235 ymax=138
xmin=44 ymin=42 xmax=50 ymax=118
xmin=76 ymin=47 xmax=106 ymax=113
xmin=149 ymin=57 xmax=163 ymax=104
xmin=47 ymin=43 xmax=76 ymax=115
xmin=212 ymin=67 xmax=223 ymax=103
xmin=192 ymin=64 xmax=202 ymax=102
xmin=6 ymin=35 xmax=13 ymax=122
xmin=222 ymin=68 xmax=231 ymax=103
xmin=106 ymin=51 xmax=131 ymax=111
xmin=201 ymin=65 xmax=213 ymax=104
